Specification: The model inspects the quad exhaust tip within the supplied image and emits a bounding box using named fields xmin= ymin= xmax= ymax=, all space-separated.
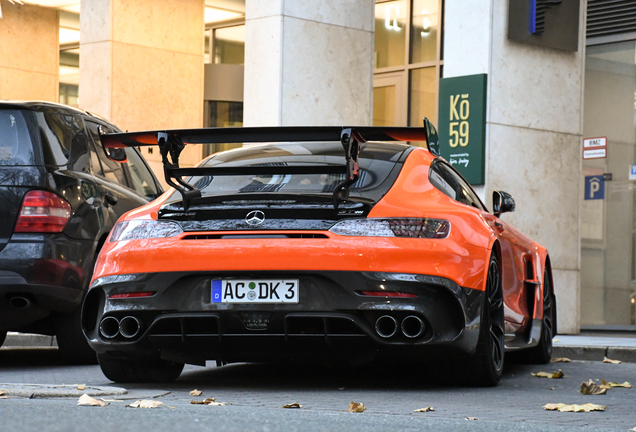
xmin=119 ymin=316 xmax=141 ymax=339
xmin=401 ymin=315 xmax=425 ymax=338
xmin=375 ymin=315 xmax=398 ymax=338
xmin=99 ymin=316 xmax=120 ymax=339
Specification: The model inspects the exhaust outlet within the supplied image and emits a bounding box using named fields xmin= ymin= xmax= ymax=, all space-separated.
xmin=401 ymin=315 xmax=424 ymax=338
xmin=99 ymin=316 xmax=120 ymax=339
xmin=375 ymin=315 xmax=398 ymax=338
xmin=119 ymin=316 xmax=141 ymax=339
xmin=9 ymin=296 xmax=31 ymax=309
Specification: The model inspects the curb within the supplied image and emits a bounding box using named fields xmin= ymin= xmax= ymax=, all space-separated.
xmin=1 ymin=333 xmax=57 ymax=350
xmin=553 ymin=346 xmax=636 ymax=363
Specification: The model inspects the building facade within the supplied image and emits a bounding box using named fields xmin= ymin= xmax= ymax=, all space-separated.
xmin=2 ymin=0 xmax=636 ymax=333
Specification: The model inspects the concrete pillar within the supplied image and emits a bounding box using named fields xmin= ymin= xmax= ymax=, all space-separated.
xmin=79 ymin=0 xmax=205 ymax=176
xmin=244 ymin=0 xmax=374 ymax=126
xmin=0 ymin=3 xmax=58 ymax=101
xmin=444 ymin=0 xmax=586 ymax=334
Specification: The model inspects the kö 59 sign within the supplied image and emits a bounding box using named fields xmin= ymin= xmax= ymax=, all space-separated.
xmin=449 ymin=94 xmax=470 ymax=147
xmin=439 ymin=74 xmax=487 ymax=185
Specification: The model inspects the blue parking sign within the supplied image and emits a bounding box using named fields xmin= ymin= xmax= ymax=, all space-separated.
xmin=584 ymin=175 xmax=604 ymax=200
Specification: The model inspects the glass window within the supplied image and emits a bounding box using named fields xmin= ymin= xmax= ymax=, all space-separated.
xmin=373 ymin=86 xmax=397 ymax=126
xmin=203 ymin=101 xmax=244 ymax=157
xmin=35 ymin=112 xmax=83 ymax=166
xmin=410 ymin=0 xmax=439 ymax=63
xmin=123 ymin=148 xmax=160 ymax=200
xmin=430 ymin=161 xmax=485 ymax=210
xmin=409 ymin=67 xmax=437 ymax=126
xmin=213 ymin=25 xmax=245 ymax=65
xmin=374 ymin=0 xmax=407 ymax=68
xmin=581 ymin=40 xmax=636 ymax=328
xmin=0 ymin=109 xmax=36 ymax=166
xmin=67 ymin=115 xmax=91 ymax=173
xmin=86 ymin=122 xmax=127 ymax=185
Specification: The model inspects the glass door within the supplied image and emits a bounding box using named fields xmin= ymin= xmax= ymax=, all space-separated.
xmin=373 ymin=74 xmax=406 ymax=126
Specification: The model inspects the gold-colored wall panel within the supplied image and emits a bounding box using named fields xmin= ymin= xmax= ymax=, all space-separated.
xmin=0 ymin=68 xmax=57 ymax=102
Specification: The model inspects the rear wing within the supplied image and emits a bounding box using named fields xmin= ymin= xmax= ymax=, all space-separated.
xmin=100 ymin=119 xmax=440 ymax=210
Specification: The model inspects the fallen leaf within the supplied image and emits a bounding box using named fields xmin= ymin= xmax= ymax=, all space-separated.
xmin=76 ymin=385 xmax=86 ymax=391
xmin=465 ymin=417 xmax=478 ymax=420
xmin=349 ymin=402 xmax=366 ymax=413
xmin=551 ymin=358 xmax=571 ymax=363
xmin=549 ymin=387 xmax=556 ymax=391
xmin=282 ymin=403 xmax=303 ymax=409
xmin=580 ymin=379 xmax=606 ymax=395
xmin=543 ymin=403 xmax=606 ymax=412
xmin=630 ymin=428 xmax=636 ymax=431
xmin=189 ymin=389 xmax=202 ymax=396
xmin=190 ymin=398 xmax=216 ymax=405
xmin=603 ymin=357 xmax=621 ymax=364
xmin=414 ymin=407 xmax=435 ymax=412
xmin=532 ymin=370 xmax=564 ymax=379
xmin=77 ymin=394 xmax=107 ymax=407
xmin=337 ymin=387 xmax=345 ymax=391
xmin=0 ymin=396 xmax=8 ymax=399
xmin=553 ymin=338 xmax=559 ymax=342
xmin=0 ymin=391 xmax=4 ymax=396
xmin=126 ymin=400 xmax=174 ymax=409
xmin=600 ymin=379 xmax=632 ymax=389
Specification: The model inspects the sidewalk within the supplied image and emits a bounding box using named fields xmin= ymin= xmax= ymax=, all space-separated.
xmin=2 ymin=331 xmax=636 ymax=362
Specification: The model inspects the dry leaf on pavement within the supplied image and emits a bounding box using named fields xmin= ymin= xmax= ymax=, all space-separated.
xmin=543 ymin=403 xmax=606 ymax=412
xmin=549 ymin=387 xmax=556 ymax=391
xmin=0 ymin=391 xmax=5 ymax=396
xmin=0 ymin=396 xmax=8 ymax=399
xmin=603 ymin=357 xmax=622 ymax=364
xmin=126 ymin=400 xmax=174 ymax=409
xmin=532 ymin=370 xmax=564 ymax=379
xmin=190 ymin=398 xmax=225 ymax=406
xmin=189 ymin=389 xmax=202 ymax=396
xmin=76 ymin=385 xmax=86 ymax=391
xmin=414 ymin=407 xmax=435 ymax=412
xmin=551 ymin=358 xmax=571 ymax=363
xmin=580 ymin=379 xmax=606 ymax=395
xmin=600 ymin=379 xmax=631 ymax=389
xmin=77 ymin=394 xmax=107 ymax=407
xmin=465 ymin=417 xmax=478 ymax=420
xmin=282 ymin=403 xmax=303 ymax=409
xmin=337 ymin=387 xmax=345 ymax=391
xmin=349 ymin=402 xmax=366 ymax=413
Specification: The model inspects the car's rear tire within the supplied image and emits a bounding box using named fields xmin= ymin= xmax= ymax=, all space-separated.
xmin=462 ymin=253 xmax=505 ymax=387
xmin=97 ymin=355 xmax=184 ymax=383
xmin=524 ymin=268 xmax=554 ymax=364
xmin=55 ymin=306 xmax=97 ymax=365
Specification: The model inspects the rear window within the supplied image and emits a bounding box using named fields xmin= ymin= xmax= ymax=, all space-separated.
xmin=189 ymin=142 xmax=407 ymax=197
xmin=0 ymin=109 xmax=36 ymax=165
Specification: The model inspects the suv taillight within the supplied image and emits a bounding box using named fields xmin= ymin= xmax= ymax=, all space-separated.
xmin=14 ymin=190 xmax=72 ymax=233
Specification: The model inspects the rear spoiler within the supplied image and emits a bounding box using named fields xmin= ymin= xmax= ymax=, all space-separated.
xmin=100 ymin=119 xmax=440 ymax=210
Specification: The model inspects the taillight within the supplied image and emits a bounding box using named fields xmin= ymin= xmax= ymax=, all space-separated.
xmin=14 ymin=190 xmax=72 ymax=233
xmin=109 ymin=291 xmax=156 ymax=299
xmin=329 ymin=218 xmax=451 ymax=239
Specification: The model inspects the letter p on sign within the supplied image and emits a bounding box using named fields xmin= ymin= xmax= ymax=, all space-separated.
xmin=585 ymin=175 xmax=604 ymax=200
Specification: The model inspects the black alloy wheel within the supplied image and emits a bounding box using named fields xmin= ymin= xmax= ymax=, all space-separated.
xmin=524 ymin=268 xmax=554 ymax=364
xmin=462 ymin=253 xmax=505 ymax=387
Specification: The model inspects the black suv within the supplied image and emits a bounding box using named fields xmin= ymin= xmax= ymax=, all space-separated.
xmin=0 ymin=101 xmax=163 ymax=362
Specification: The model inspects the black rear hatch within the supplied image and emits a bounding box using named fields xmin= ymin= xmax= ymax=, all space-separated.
xmin=0 ymin=108 xmax=45 ymax=252
xmin=158 ymin=141 xmax=412 ymax=231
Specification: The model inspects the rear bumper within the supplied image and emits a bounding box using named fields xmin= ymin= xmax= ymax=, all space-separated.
xmin=82 ymin=270 xmax=484 ymax=365
xmin=0 ymin=233 xmax=91 ymax=330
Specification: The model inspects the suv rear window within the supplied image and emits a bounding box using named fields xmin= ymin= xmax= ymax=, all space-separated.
xmin=0 ymin=109 xmax=36 ymax=165
xmin=190 ymin=141 xmax=408 ymax=198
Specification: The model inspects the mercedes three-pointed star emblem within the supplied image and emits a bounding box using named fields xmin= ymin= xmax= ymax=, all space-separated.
xmin=245 ymin=210 xmax=266 ymax=226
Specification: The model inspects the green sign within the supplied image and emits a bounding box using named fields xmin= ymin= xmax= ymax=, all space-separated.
xmin=438 ymin=74 xmax=487 ymax=185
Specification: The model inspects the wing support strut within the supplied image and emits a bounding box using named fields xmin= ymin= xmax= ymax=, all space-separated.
xmin=157 ymin=132 xmax=201 ymax=210
xmin=333 ymin=128 xmax=364 ymax=210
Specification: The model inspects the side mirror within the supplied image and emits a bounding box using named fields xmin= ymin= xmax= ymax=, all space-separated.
xmin=98 ymin=125 xmax=127 ymax=162
xmin=422 ymin=117 xmax=440 ymax=156
xmin=493 ymin=190 xmax=515 ymax=216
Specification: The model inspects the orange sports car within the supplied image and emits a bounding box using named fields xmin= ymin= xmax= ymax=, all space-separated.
xmin=81 ymin=120 xmax=556 ymax=386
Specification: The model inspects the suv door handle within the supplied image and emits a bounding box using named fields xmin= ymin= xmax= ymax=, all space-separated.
xmin=104 ymin=193 xmax=118 ymax=206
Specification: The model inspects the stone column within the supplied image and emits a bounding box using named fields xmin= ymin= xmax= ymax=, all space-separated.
xmin=243 ymin=0 xmax=375 ymax=126
xmin=0 ymin=3 xmax=58 ymax=101
xmin=79 ymin=0 xmax=205 ymax=177
xmin=444 ymin=0 xmax=586 ymax=334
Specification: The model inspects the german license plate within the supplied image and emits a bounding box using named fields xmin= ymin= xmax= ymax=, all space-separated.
xmin=211 ymin=279 xmax=299 ymax=303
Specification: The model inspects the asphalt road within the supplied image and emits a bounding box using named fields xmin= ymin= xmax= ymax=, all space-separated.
xmin=0 ymin=349 xmax=634 ymax=432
